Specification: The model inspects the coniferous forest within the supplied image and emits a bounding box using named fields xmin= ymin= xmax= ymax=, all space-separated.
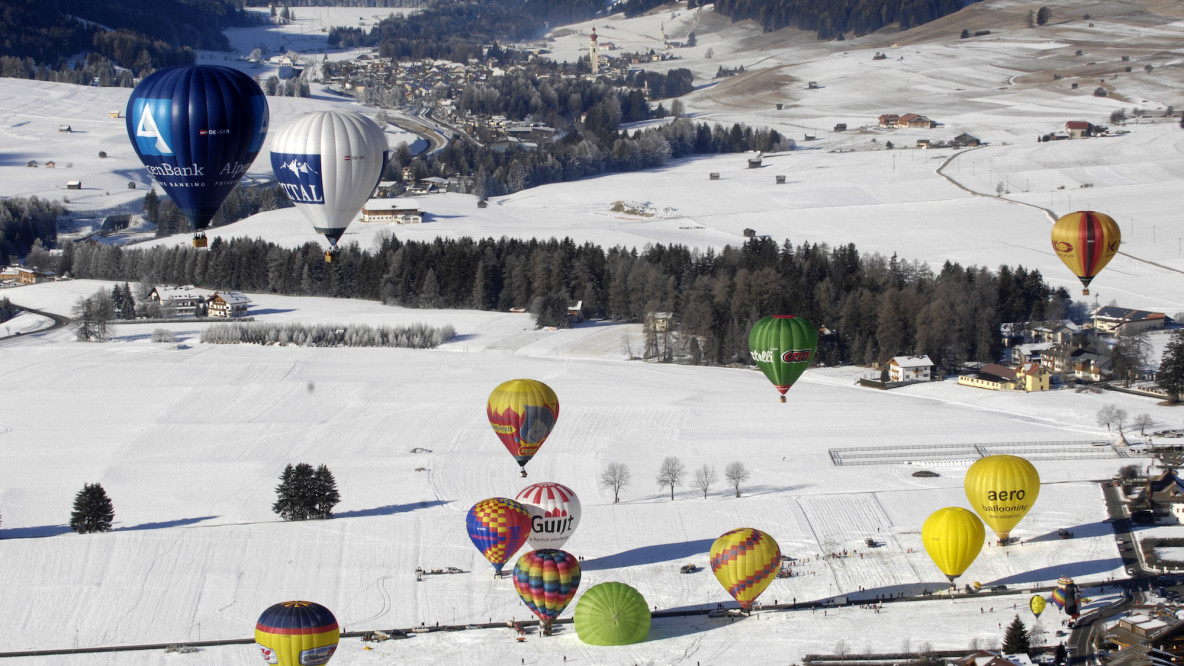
xmin=60 ymin=233 xmax=1069 ymax=372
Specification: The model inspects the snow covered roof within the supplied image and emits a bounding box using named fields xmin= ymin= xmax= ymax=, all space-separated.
xmin=153 ymin=285 xmax=210 ymax=300
xmin=890 ymin=355 xmax=933 ymax=368
xmin=364 ymin=197 xmax=419 ymax=211
xmin=211 ymin=291 xmax=251 ymax=305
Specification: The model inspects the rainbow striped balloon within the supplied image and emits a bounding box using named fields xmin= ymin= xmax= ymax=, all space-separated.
xmin=254 ymin=600 xmax=339 ymax=666
xmin=709 ymin=528 xmax=781 ymax=611
xmin=466 ymin=497 xmax=532 ymax=574
xmin=513 ymin=549 xmax=581 ymax=629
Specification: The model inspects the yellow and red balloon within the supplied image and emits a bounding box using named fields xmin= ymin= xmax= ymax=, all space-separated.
xmin=488 ymin=379 xmax=559 ymax=476
xmin=709 ymin=527 xmax=781 ymax=611
xmin=254 ymin=600 xmax=339 ymax=665
xmin=1050 ymin=210 xmax=1121 ymax=295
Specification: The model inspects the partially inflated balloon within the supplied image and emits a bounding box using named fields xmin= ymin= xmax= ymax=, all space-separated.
xmin=126 ymin=65 xmax=269 ymax=247
xmin=270 ymin=111 xmax=390 ymax=261
xmin=965 ymin=454 xmax=1040 ymax=543
xmin=1050 ymin=210 xmax=1121 ymax=295
xmin=749 ymin=316 xmax=817 ymax=402
xmin=255 ymin=600 xmax=339 ymax=666
xmin=513 ymin=549 xmax=581 ymax=630
xmin=1029 ymin=594 xmax=1046 ymax=619
xmin=515 ymin=482 xmax=581 ymax=550
xmin=466 ymin=497 xmax=532 ymax=574
xmin=488 ymin=379 xmax=559 ymax=476
xmin=921 ymin=507 xmax=984 ymax=582
xmin=1052 ymin=576 xmax=1079 ymax=618
xmin=574 ymin=582 xmax=651 ymax=646
xmin=709 ymin=527 xmax=781 ymax=611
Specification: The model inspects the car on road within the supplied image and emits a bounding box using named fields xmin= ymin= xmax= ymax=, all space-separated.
xmin=991 ymin=585 xmax=1007 ymax=592
xmin=707 ymin=609 xmax=728 ymax=618
xmin=1055 ymin=630 xmax=1066 ymax=637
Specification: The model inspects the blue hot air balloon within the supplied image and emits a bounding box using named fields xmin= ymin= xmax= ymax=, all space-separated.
xmin=126 ymin=65 xmax=269 ymax=247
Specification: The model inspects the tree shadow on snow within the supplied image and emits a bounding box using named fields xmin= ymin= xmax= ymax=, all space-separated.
xmin=988 ymin=557 xmax=1122 ymax=586
xmin=115 ymin=516 xmax=218 ymax=531
xmin=336 ymin=500 xmax=449 ymax=519
xmin=1 ymin=524 xmax=74 ymax=539
xmin=580 ymin=538 xmax=715 ymax=571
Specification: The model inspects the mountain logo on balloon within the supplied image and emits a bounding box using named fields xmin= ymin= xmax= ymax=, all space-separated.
xmin=271 ymin=153 xmax=325 ymax=205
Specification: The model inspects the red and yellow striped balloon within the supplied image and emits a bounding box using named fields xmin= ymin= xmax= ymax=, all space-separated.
xmin=1050 ymin=210 xmax=1121 ymax=295
xmin=709 ymin=528 xmax=781 ymax=611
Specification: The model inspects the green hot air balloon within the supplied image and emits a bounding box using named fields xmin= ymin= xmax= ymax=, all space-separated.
xmin=574 ymin=582 xmax=651 ymax=646
xmin=749 ymin=315 xmax=818 ymax=403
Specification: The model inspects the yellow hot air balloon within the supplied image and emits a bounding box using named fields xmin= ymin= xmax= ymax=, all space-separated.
xmin=1050 ymin=210 xmax=1121 ymax=295
xmin=921 ymin=507 xmax=984 ymax=583
xmin=964 ymin=455 xmax=1040 ymax=544
xmin=709 ymin=528 xmax=781 ymax=611
xmin=1029 ymin=594 xmax=1046 ymax=619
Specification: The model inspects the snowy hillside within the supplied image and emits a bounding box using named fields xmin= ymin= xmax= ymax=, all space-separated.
xmin=2 ymin=0 xmax=1184 ymax=663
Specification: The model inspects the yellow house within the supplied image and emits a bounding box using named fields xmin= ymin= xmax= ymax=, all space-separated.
xmin=1015 ymin=362 xmax=1050 ymax=391
xmin=959 ymin=362 xmax=1050 ymax=392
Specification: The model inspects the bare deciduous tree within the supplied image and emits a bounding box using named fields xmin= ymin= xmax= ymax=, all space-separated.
xmin=656 ymin=456 xmax=685 ymax=500
xmin=1133 ymin=413 xmax=1154 ymax=436
xmin=693 ymin=465 xmax=717 ymax=498
xmin=725 ymin=461 xmax=751 ymax=497
xmin=600 ymin=462 xmax=631 ymax=503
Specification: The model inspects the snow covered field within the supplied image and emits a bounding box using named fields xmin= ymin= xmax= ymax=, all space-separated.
xmin=3 ymin=0 xmax=1184 ymax=663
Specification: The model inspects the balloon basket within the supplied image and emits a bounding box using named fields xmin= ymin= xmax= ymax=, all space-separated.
xmin=192 ymin=234 xmax=208 ymax=249
xmin=520 ymin=469 xmax=528 ymax=478
xmin=324 ymin=251 xmax=335 ymax=263
xmin=779 ymin=395 xmax=786 ymax=403
xmin=1082 ymin=289 xmax=1090 ymax=296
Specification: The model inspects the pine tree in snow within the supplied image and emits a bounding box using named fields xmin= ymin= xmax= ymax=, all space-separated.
xmin=70 ymin=483 xmax=115 ymax=533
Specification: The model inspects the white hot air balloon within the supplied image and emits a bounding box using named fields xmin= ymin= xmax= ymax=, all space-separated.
xmin=515 ymin=482 xmax=581 ymax=550
xmin=269 ymin=110 xmax=390 ymax=261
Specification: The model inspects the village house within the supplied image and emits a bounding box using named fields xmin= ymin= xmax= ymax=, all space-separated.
xmin=887 ymin=355 xmax=934 ymax=383
xmin=1025 ymin=319 xmax=1079 ymax=344
xmin=207 ymin=291 xmax=251 ymax=318
xmin=958 ymin=362 xmax=1050 ymax=392
xmin=1141 ymin=469 xmax=1184 ymax=524
xmin=1073 ymin=353 xmax=1111 ymax=382
xmin=361 ymin=198 xmax=422 ymax=224
xmin=877 ymin=114 xmax=900 ymax=127
xmin=951 ymin=133 xmax=981 ymax=147
xmin=1011 ymin=342 xmax=1053 ymax=365
xmin=149 ymin=285 xmax=211 ymax=317
xmin=1101 ymin=608 xmax=1184 ymax=663
xmin=1065 ymin=120 xmax=1094 ymax=138
xmin=16 ymin=267 xmax=53 ymax=285
xmin=896 ymin=113 xmax=936 ymax=129
xmin=1093 ymin=306 xmax=1169 ymax=335
xmin=45 ymin=160 xmax=56 ymax=168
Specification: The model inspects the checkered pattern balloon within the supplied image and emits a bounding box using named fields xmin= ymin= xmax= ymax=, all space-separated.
xmin=466 ymin=498 xmax=532 ymax=574
xmin=513 ymin=549 xmax=581 ymax=628
xmin=709 ymin=528 xmax=781 ymax=610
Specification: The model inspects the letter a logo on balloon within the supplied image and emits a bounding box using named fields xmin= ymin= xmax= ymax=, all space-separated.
xmin=133 ymin=100 xmax=174 ymax=155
